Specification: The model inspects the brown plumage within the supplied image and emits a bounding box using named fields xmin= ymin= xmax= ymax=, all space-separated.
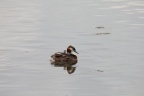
xmin=50 ymin=45 xmax=78 ymax=65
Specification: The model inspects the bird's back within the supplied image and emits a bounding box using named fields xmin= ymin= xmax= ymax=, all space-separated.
xmin=50 ymin=52 xmax=77 ymax=65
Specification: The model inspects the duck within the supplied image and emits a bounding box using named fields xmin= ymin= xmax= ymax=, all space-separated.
xmin=50 ymin=45 xmax=79 ymax=65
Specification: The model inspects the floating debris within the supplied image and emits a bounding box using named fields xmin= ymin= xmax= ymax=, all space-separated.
xmin=95 ymin=26 xmax=105 ymax=29
xmin=95 ymin=32 xmax=110 ymax=35
xmin=97 ymin=70 xmax=104 ymax=72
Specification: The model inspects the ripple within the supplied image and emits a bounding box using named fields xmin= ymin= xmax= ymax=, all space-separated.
xmin=138 ymin=17 xmax=144 ymax=19
xmin=115 ymin=20 xmax=127 ymax=23
xmin=102 ymin=0 xmax=126 ymax=1
xmin=130 ymin=24 xmax=144 ymax=26
xmin=110 ymin=5 xmax=128 ymax=9
xmin=127 ymin=1 xmax=144 ymax=6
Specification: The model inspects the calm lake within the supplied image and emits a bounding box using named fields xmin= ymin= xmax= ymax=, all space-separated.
xmin=0 ymin=0 xmax=144 ymax=96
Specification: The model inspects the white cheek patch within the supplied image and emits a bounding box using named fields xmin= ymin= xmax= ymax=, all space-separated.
xmin=71 ymin=50 xmax=77 ymax=55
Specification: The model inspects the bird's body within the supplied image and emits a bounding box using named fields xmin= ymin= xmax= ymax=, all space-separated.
xmin=50 ymin=45 xmax=78 ymax=65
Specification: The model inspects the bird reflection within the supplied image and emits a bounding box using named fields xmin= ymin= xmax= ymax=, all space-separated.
xmin=50 ymin=45 xmax=78 ymax=74
xmin=51 ymin=62 xmax=77 ymax=74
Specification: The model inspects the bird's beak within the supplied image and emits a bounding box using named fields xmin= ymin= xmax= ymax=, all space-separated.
xmin=74 ymin=50 xmax=79 ymax=54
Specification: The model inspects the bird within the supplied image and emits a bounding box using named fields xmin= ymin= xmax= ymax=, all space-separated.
xmin=50 ymin=45 xmax=79 ymax=65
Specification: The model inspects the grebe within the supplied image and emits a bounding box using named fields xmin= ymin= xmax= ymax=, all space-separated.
xmin=50 ymin=45 xmax=79 ymax=65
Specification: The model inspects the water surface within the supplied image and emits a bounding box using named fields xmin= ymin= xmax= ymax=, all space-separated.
xmin=0 ymin=0 xmax=144 ymax=96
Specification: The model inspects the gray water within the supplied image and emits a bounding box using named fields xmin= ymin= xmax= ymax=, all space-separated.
xmin=0 ymin=0 xmax=144 ymax=96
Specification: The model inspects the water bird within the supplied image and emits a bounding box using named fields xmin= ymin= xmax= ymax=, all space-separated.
xmin=50 ymin=45 xmax=79 ymax=65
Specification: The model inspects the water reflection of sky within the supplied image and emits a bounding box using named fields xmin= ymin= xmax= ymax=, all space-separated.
xmin=0 ymin=0 xmax=144 ymax=96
